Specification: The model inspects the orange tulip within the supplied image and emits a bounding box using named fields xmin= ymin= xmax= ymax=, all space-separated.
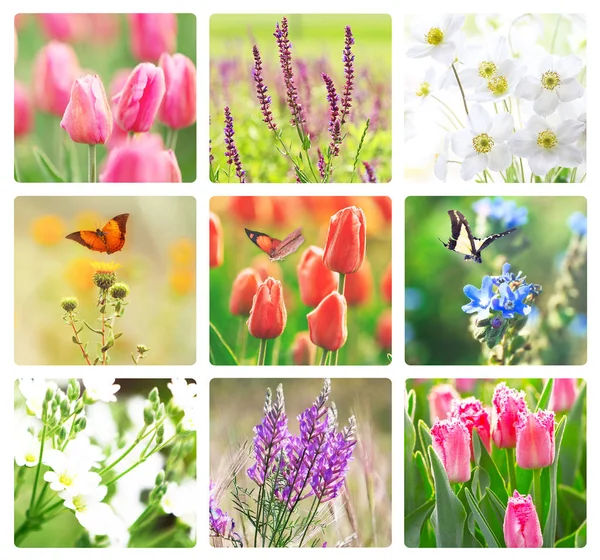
xmin=230 ymin=268 xmax=262 ymax=316
xmin=248 ymin=277 xmax=287 ymax=340
xmin=323 ymin=206 xmax=366 ymax=274
xmin=381 ymin=264 xmax=392 ymax=303
xmin=307 ymin=292 xmax=348 ymax=351
xmin=376 ymin=309 xmax=392 ymax=351
xmin=297 ymin=246 xmax=338 ymax=307
xmin=291 ymin=331 xmax=316 ymax=365
xmin=209 ymin=212 xmax=223 ymax=268
xmin=344 ymin=258 xmax=373 ymax=306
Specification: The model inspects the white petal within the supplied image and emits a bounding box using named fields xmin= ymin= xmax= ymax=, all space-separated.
xmin=508 ymin=130 xmax=537 ymax=157
xmin=451 ymin=129 xmax=474 ymax=158
xmin=539 ymin=54 xmax=557 ymax=74
xmin=515 ymin=75 xmax=542 ymax=100
xmin=556 ymin=55 xmax=583 ymax=79
xmin=410 ymin=20 xmax=431 ymax=42
xmin=529 ymin=149 xmax=558 ymax=176
xmin=461 ymin=154 xmax=489 ymax=180
xmin=556 ymin=78 xmax=584 ymax=102
xmin=492 ymin=36 xmax=509 ymax=62
xmin=469 ymin=90 xmax=496 ymax=102
xmin=490 ymin=113 xmax=514 ymax=143
xmin=460 ymin=68 xmax=481 ymax=89
xmin=556 ymin=119 xmax=586 ymax=143
xmin=488 ymin=143 xmax=512 ymax=171
xmin=468 ymin=103 xmax=492 ymax=134
xmin=533 ymin=89 xmax=559 ymax=116
xmin=406 ymin=43 xmax=435 ymax=58
xmin=526 ymin=115 xmax=550 ymax=134
xmin=445 ymin=15 xmax=465 ymax=38
xmin=430 ymin=42 xmax=456 ymax=65
xmin=434 ymin=154 xmax=448 ymax=181
xmin=554 ymin=144 xmax=583 ymax=167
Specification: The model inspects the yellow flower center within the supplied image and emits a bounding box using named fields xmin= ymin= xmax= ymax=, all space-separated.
xmin=478 ymin=61 xmax=497 ymax=79
xmin=537 ymin=130 xmax=558 ymax=149
xmin=59 ymin=473 xmax=74 ymax=486
xmin=72 ymin=495 xmax=87 ymax=512
xmin=25 ymin=453 xmax=36 ymax=463
xmin=487 ymin=76 xmax=509 ymax=95
xmin=416 ymin=82 xmax=430 ymax=97
xmin=426 ymin=27 xmax=444 ymax=45
xmin=541 ymin=71 xmax=561 ymax=91
xmin=472 ymin=133 xmax=495 ymax=154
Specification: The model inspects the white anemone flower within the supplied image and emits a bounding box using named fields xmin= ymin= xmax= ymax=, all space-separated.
xmin=469 ymin=59 xmax=525 ymax=103
xmin=15 ymin=430 xmax=40 ymax=467
xmin=405 ymin=67 xmax=440 ymax=107
xmin=516 ymin=55 xmax=584 ymax=117
xmin=460 ymin=37 xmax=510 ymax=91
xmin=42 ymin=448 xmax=101 ymax=496
xmin=507 ymin=115 xmax=585 ymax=176
xmin=168 ymin=378 xmax=197 ymax=413
xmin=406 ymin=15 xmax=465 ymax=66
xmin=63 ymin=485 xmax=118 ymax=535
xmin=19 ymin=379 xmax=57 ymax=419
xmin=161 ymin=480 xmax=196 ymax=527
xmin=451 ymin=104 xmax=513 ymax=180
xmin=433 ymin=134 xmax=450 ymax=181
xmin=84 ymin=378 xmax=120 ymax=403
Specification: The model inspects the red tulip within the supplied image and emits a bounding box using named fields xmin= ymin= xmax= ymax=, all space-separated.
xmin=516 ymin=409 xmax=555 ymax=469
xmin=381 ymin=263 xmax=392 ymax=303
xmin=344 ymin=258 xmax=373 ymax=306
xmin=376 ymin=309 xmax=392 ymax=351
xmin=323 ymin=206 xmax=366 ymax=275
xmin=297 ymin=246 xmax=338 ymax=307
xmin=373 ymin=196 xmax=392 ymax=222
xmin=230 ymin=268 xmax=262 ymax=316
xmin=14 ymin=81 xmax=32 ymax=137
xmin=127 ymin=14 xmax=177 ymax=62
xmin=158 ymin=53 xmax=196 ymax=129
xmin=431 ymin=417 xmax=471 ymax=483
xmin=428 ymin=384 xmax=460 ymax=425
xmin=549 ymin=378 xmax=578 ymax=412
xmin=452 ymin=397 xmax=491 ymax=459
xmin=504 ymin=491 xmax=543 ymax=548
xmin=229 ymin=197 xmax=258 ymax=222
xmin=60 ymin=75 xmax=113 ymax=145
xmin=247 ymin=277 xmax=287 ymax=340
xmin=209 ymin=213 xmax=223 ymax=268
xmin=491 ymin=382 xmax=527 ymax=449
xmin=292 ymin=332 xmax=316 ymax=365
xmin=307 ymin=292 xmax=347 ymax=351
xmin=251 ymin=255 xmax=282 ymax=282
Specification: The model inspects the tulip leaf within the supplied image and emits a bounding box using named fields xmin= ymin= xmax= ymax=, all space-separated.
xmin=209 ymin=322 xmax=239 ymax=365
xmin=62 ymin=138 xmax=80 ymax=182
xmin=555 ymin=532 xmax=576 ymax=548
xmin=32 ymin=146 xmax=66 ymax=182
xmin=418 ymin=419 xmax=432 ymax=457
xmin=404 ymin=499 xmax=434 ymax=547
xmin=407 ymin=389 xmax=416 ymax=422
xmin=428 ymin=446 xmax=466 ymax=547
xmin=558 ymin=485 xmax=587 ymax=528
xmin=404 ymin=405 xmax=418 ymax=511
xmin=464 ymin=487 xmax=501 ymax=548
xmin=479 ymin=490 xmax=506 ymax=547
xmin=542 ymin=415 xmax=566 ymax=548
xmin=414 ymin=450 xmax=433 ymax=500
xmin=559 ymin=382 xmax=586 ymax=487
xmin=472 ymin=428 xmax=508 ymax=503
xmin=575 ymin=520 xmax=586 ymax=548
xmin=535 ymin=378 xmax=553 ymax=411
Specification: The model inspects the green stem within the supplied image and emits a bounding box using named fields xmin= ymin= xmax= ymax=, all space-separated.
xmin=298 ymin=495 xmax=323 ymax=547
xmin=99 ymin=428 xmax=148 ymax=475
xmin=319 ymin=350 xmax=329 ymax=366
xmin=451 ymin=63 xmax=469 ymax=116
xmin=166 ymin=128 xmax=179 ymax=151
xmin=533 ymin=468 xmax=543 ymax=523
xmin=550 ymin=16 xmax=562 ymax=54
xmin=431 ymin=95 xmax=464 ymax=128
xmin=29 ymin=404 xmax=48 ymax=515
xmin=350 ymin=119 xmax=370 ymax=183
xmin=506 ymin=448 xmax=517 ymax=494
xmin=520 ymin=158 xmax=525 ymax=183
xmin=257 ymin=338 xmax=268 ymax=366
xmin=332 ymin=273 xmax=346 ymax=366
xmin=88 ymin=144 xmax=97 ymax=183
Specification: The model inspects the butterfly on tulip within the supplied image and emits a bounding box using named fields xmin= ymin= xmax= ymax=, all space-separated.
xmin=66 ymin=213 xmax=130 ymax=254
xmin=245 ymin=227 xmax=305 ymax=261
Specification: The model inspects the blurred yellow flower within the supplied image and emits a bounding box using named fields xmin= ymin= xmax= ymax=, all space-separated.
xmin=31 ymin=215 xmax=66 ymax=245
xmin=64 ymin=258 xmax=95 ymax=291
xmin=75 ymin=210 xmax=105 ymax=231
xmin=169 ymin=238 xmax=195 ymax=266
xmin=90 ymin=261 xmax=122 ymax=273
xmin=170 ymin=268 xmax=195 ymax=296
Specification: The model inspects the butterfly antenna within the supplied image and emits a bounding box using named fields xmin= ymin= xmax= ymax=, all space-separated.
xmin=438 ymin=237 xmax=448 ymax=248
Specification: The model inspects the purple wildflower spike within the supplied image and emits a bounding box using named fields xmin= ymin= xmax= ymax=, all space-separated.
xmin=363 ymin=161 xmax=376 ymax=183
xmin=274 ymin=17 xmax=305 ymax=127
xmin=223 ymin=106 xmax=246 ymax=183
xmin=247 ymin=384 xmax=289 ymax=485
xmin=340 ymin=26 xmax=355 ymax=125
xmin=252 ymin=45 xmax=277 ymax=131
xmin=321 ymin=72 xmax=342 ymax=157
xmin=209 ymin=482 xmax=237 ymax=539
xmin=317 ymin=148 xmax=326 ymax=179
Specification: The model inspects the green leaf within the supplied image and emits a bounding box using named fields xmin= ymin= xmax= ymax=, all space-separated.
xmin=404 ymin=405 xmax=418 ymax=511
xmin=418 ymin=419 xmax=432 ymax=456
xmin=83 ymin=320 xmax=103 ymax=335
xmin=404 ymin=499 xmax=434 ymax=547
xmin=62 ymin=137 xmax=79 ymax=182
xmin=428 ymin=446 xmax=466 ymax=547
xmin=414 ymin=451 xmax=433 ymax=501
xmin=575 ymin=520 xmax=586 ymax=548
xmin=535 ymin=378 xmax=554 ymax=411
xmin=559 ymin=382 xmax=586 ymax=486
xmin=542 ymin=415 xmax=566 ymax=548
xmin=472 ymin=428 xmax=508 ymax=503
xmin=480 ymin=489 xmax=507 ymax=546
xmin=32 ymin=146 xmax=66 ymax=182
xmin=558 ymin=485 xmax=586 ymax=528
xmin=71 ymin=336 xmax=80 ymax=344
xmin=407 ymin=389 xmax=416 ymax=422
xmin=464 ymin=487 xmax=501 ymax=547
xmin=114 ymin=332 xmax=123 ymax=341
xmin=209 ymin=322 xmax=239 ymax=365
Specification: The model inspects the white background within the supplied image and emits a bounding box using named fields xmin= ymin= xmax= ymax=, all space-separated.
xmin=2 ymin=0 xmax=595 ymax=558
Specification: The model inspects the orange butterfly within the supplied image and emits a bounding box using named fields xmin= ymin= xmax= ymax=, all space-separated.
xmin=66 ymin=214 xmax=130 ymax=254
xmin=245 ymin=227 xmax=304 ymax=261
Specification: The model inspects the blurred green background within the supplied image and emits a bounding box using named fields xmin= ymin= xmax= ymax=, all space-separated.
xmin=14 ymin=13 xmax=197 ymax=182
xmin=210 ymin=14 xmax=392 ymax=182
xmin=15 ymin=197 xmax=196 ymax=365
xmin=210 ymin=196 xmax=392 ymax=365
xmin=210 ymin=377 xmax=392 ymax=547
xmin=405 ymin=196 xmax=587 ymax=365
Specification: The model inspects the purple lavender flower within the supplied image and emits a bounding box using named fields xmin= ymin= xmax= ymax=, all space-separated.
xmin=247 ymin=385 xmax=289 ymax=485
xmin=363 ymin=161 xmax=376 ymax=183
xmin=223 ymin=106 xmax=246 ymax=183
xmin=252 ymin=45 xmax=277 ymax=131
xmin=340 ymin=26 xmax=355 ymax=125
xmin=317 ymin=149 xmax=326 ymax=179
xmin=274 ymin=17 xmax=305 ymax=127
xmin=321 ymin=73 xmax=342 ymax=157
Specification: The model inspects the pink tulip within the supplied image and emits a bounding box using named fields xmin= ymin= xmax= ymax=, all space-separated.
xmin=127 ymin=14 xmax=177 ymax=62
xmin=33 ymin=41 xmax=81 ymax=117
xmin=428 ymin=384 xmax=460 ymax=425
xmin=113 ymin=63 xmax=165 ymax=133
xmin=60 ymin=75 xmax=113 ymax=145
xmin=452 ymin=397 xmax=491 ymax=459
xmin=163 ymin=149 xmax=182 ymax=182
xmin=455 ymin=378 xmax=477 ymax=393
xmin=106 ymin=69 xmax=132 ymax=151
xmin=503 ymin=491 xmax=543 ymax=548
xmin=549 ymin=379 xmax=578 ymax=412
xmin=491 ymin=382 xmax=527 ymax=449
xmin=158 ymin=53 xmax=196 ymax=129
xmin=431 ymin=417 xmax=471 ymax=483
xmin=14 ymin=81 xmax=33 ymax=137
xmin=516 ymin=409 xmax=555 ymax=469
xmin=38 ymin=14 xmax=87 ymax=42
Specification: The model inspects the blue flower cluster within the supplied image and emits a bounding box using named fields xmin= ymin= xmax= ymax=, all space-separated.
xmin=472 ymin=197 xmax=528 ymax=229
xmin=568 ymin=211 xmax=587 ymax=237
xmin=462 ymin=263 xmax=539 ymax=322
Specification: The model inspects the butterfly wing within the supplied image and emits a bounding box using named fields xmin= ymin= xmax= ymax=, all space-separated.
xmin=101 ymin=213 xmax=129 ymax=254
xmin=66 ymin=230 xmax=108 ymax=253
xmin=270 ymin=228 xmax=304 ymax=261
xmin=245 ymin=228 xmax=281 ymax=256
xmin=473 ymin=228 xmax=516 ymax=253
xmin=446 ymin=210 xmax=477 ymax=257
